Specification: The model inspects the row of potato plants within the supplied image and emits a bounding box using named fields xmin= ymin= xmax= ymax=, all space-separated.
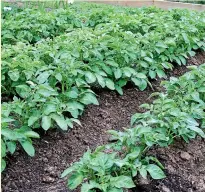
xmin=61 ymin=64 xmax=205 ymax=192
xmin=1 ymin=3 xmax=122 ymax=45
xmin=1 ymin=5 xmax=205 ymax=171
xmin=3 ymin=3 xmax=205 ymax=46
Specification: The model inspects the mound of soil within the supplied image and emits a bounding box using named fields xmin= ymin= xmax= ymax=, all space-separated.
xmin=2 ymin=51 xmax=205 ymax=192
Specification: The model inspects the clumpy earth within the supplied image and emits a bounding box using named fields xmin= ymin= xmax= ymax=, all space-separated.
xmin=2 ymin=51 xmax=205 ymax=192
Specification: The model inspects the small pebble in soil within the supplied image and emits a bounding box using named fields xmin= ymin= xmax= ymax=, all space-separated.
xmin=42 ymin=176 xmax=55 ymax=183
xmin=180 ymin=151 xmax=191 ymax=160
xmin=162 ymin=185 xmax=171 ymax=192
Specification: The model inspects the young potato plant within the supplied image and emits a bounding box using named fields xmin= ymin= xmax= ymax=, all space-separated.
xmin=62 ymin=65 xmax=205 ymax=191
xmin=1 ymin=4 xmax=205 ymax=172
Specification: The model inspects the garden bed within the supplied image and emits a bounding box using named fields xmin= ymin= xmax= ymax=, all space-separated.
xmin=2 ymin=51 xmax=205 ymax=192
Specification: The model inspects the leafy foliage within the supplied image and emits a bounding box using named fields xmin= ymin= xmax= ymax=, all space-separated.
xmin=62 ymin=65 xmax=205 ymax=191
xmin=1 ymin=3 xmax=205 ymax=173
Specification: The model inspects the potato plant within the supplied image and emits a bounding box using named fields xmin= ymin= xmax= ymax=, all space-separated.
xmin=1 ymin=3 xmax=205 ymax=173
xmin=62 ymin=65 xmax=205 ymax=192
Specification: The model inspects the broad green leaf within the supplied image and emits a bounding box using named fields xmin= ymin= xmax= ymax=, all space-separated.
xmin=146 ymin=164 xmax=166 ymax=179
xmin=156 ymin=42 xmax=167 ymax=48
xmin=114 ymin=68 xmax=122 ymax=79
xmin=66 ymin=90 xmax=78 ymax=99
xmin=55 ymin=73 xmax=62 ymax=82
xmin=80 ymin=93 xmax=99 ymax=105
xmin=136 ymin=73 xmax=147 ymax=79
xmin=149 ymin=70 xmax=156 ymax=79
xmin=105 ymin=79 xmax=115 ymax=90
xmin=108 ymin=187 xmax=123 ymax=192
xmin=81 ymin=181 xmax=101 ymax=192
xmin=106 ymin=60 xmax=118 ymax=67
xmin=156 ymin=69 xmax=166 ymax=78
xmin=115 ymin=85 xmax=123 ymax=95
xmin=51 ymin=114 xmax=67 ymax=130
xmin=95 ymin=74 xmax=105 ymax=88
xmin=8 ymin=69 xmax=19 ymax=81
xmin=28 ymin=116 xmax=39 ymax=126
xmin=41 ymin=116 xmax=51 ymax=130
xmin=20 ymin=140 xmax=35 ymax=157
xmin=68 ymin=172 xmax=84 ymax=190
xmin=144 ymin=57 xmax=153 ymax=63
xmin=24 ymin=131 xmax=40 ymax=138
xmin=139 ymin=166 xmax=147 ymax=179
xmin=139 ymin=79 xmax=147 ymax=91
xmin=37 ymin=71 xmax=50 ymax=84
xmin=44 ymin=104 xmax=57 ymax=115
xmin=7 ymin=141 xmax=16 ymax=154
xmin=61 ymin=166 xmax=76 ymax=178
xmin=182 ymin=33 xmax=189 ymax=43
xmin=111 ymin=176 xmax=135 ymax=188
xmin=85 ymin=71 xmax=96 ymax=84
xmin=188 ymin=126 xmax=205 ymax=138
xmin=16 ymin=85 xmax=31 ymax=98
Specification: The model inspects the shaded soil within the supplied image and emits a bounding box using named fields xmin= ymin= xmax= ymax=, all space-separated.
xmin=2 ymin=51 xmax=205 ymax=192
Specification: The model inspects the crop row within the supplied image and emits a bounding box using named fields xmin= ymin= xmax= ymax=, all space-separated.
xmin=1 ymin=4 xmax=205 ymax=172
xmin=61 ymin=64 xmax=205 ymax=192
xmin=2 ymin=3 xmax=205 ymax=45
xmin=2 ymin=3 xmax=122 ymax=44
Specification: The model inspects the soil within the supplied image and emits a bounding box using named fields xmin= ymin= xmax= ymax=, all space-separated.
xmin=2 ymin=51 xmax=205 ymax=192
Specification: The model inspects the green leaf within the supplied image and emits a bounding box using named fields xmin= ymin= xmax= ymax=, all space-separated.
xmin=179 ymin=56 xmax=186 ymax=65
xmin=16 ymin=85 xmax=31 ymax=98
xmin=139 ymin=79 xmax=147 ymax=91
xmin=81 ymin=181 xmax=101 ymax=192
xmin=115 ymin=85 xmax=123 ymax=95
xmin=149 ymin=70 xmax=156 ymax=79
xmin=156 ymin=42 xmax=167 ymax=48
xmin=7 ymin=141 xmax=16 ymax=154
xmin=1 ymin=159 xmax=6 ymax=172
xmin=24 ymin=131 xmax=40 ymax=138
xmin=96 ymin=74 xmax=105 ymax=88
xmin=28 ymin=116 xmax=39 ymax=126
xmin=41 ymin=116 xmax=51 ymax=130
xmin=108 ymin=187 xmax=123 ymax=192
xmin=51 ymin=114 xmax=68 ymax=130
xmin=61 ymin=166 xmax=76 ymax=178
xmin=139 ymin=166 xmax=147 ymax=179
xmin=85 ymin=71 xmax=96 ymax=84
xmin=68 ymin=172 xmax=84 ymax=190
xmin=156 ymin=69 xmax=166 ymax=78
xmin=66 ymin=90 xmax=78 ymax=99
xmin=37 ymin=71 xmax=50 ymax=84
xmin=1 ymin=140 xmax=6 ymax=157
xmin=136 ymin=73 xmax=147 ymax=79
xmin=106 ymin=60 xmax=119 ymax=67
xmin=146 ymin=164 xmax=166 ymax=179
xmin=188 ymin=126 xmax=205 ymax=138
xmin=20 ymin=140 xmax=35 ymax=157
xmin=8 ymin=69 xmax=19 ymax=81
xmin=55 ymin=73 xmax=62 ymax=82
xmin=182 ymin=33 xmax=189 ymax=43
xmin=44 ymin=104 xmax=57 ymax=115
xmin=111 ymin=176 xmax=135 ymax=188
xmin=114 ymin=68 xmax=122 ymax=79
xmin=105 ymin=79 xmax=115 ymax=90
xmin=144 ymin=57 xmax=153 ymax=63
xmin=80 ymin=93 xmax=99 ymax=105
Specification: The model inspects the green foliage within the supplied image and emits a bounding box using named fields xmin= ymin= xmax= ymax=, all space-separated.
xmin=62 ymin=65 xmax=205 ymax=191
xmin=1 ymin=2 xmax=205 ymax=175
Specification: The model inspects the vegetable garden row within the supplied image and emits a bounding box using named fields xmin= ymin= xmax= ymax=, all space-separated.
xmin=1 ymin=2 xmax=205 ymax=192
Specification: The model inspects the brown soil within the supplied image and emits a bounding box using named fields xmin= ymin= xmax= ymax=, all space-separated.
xmin=2 ymin=51 xmax=205 ymax=192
